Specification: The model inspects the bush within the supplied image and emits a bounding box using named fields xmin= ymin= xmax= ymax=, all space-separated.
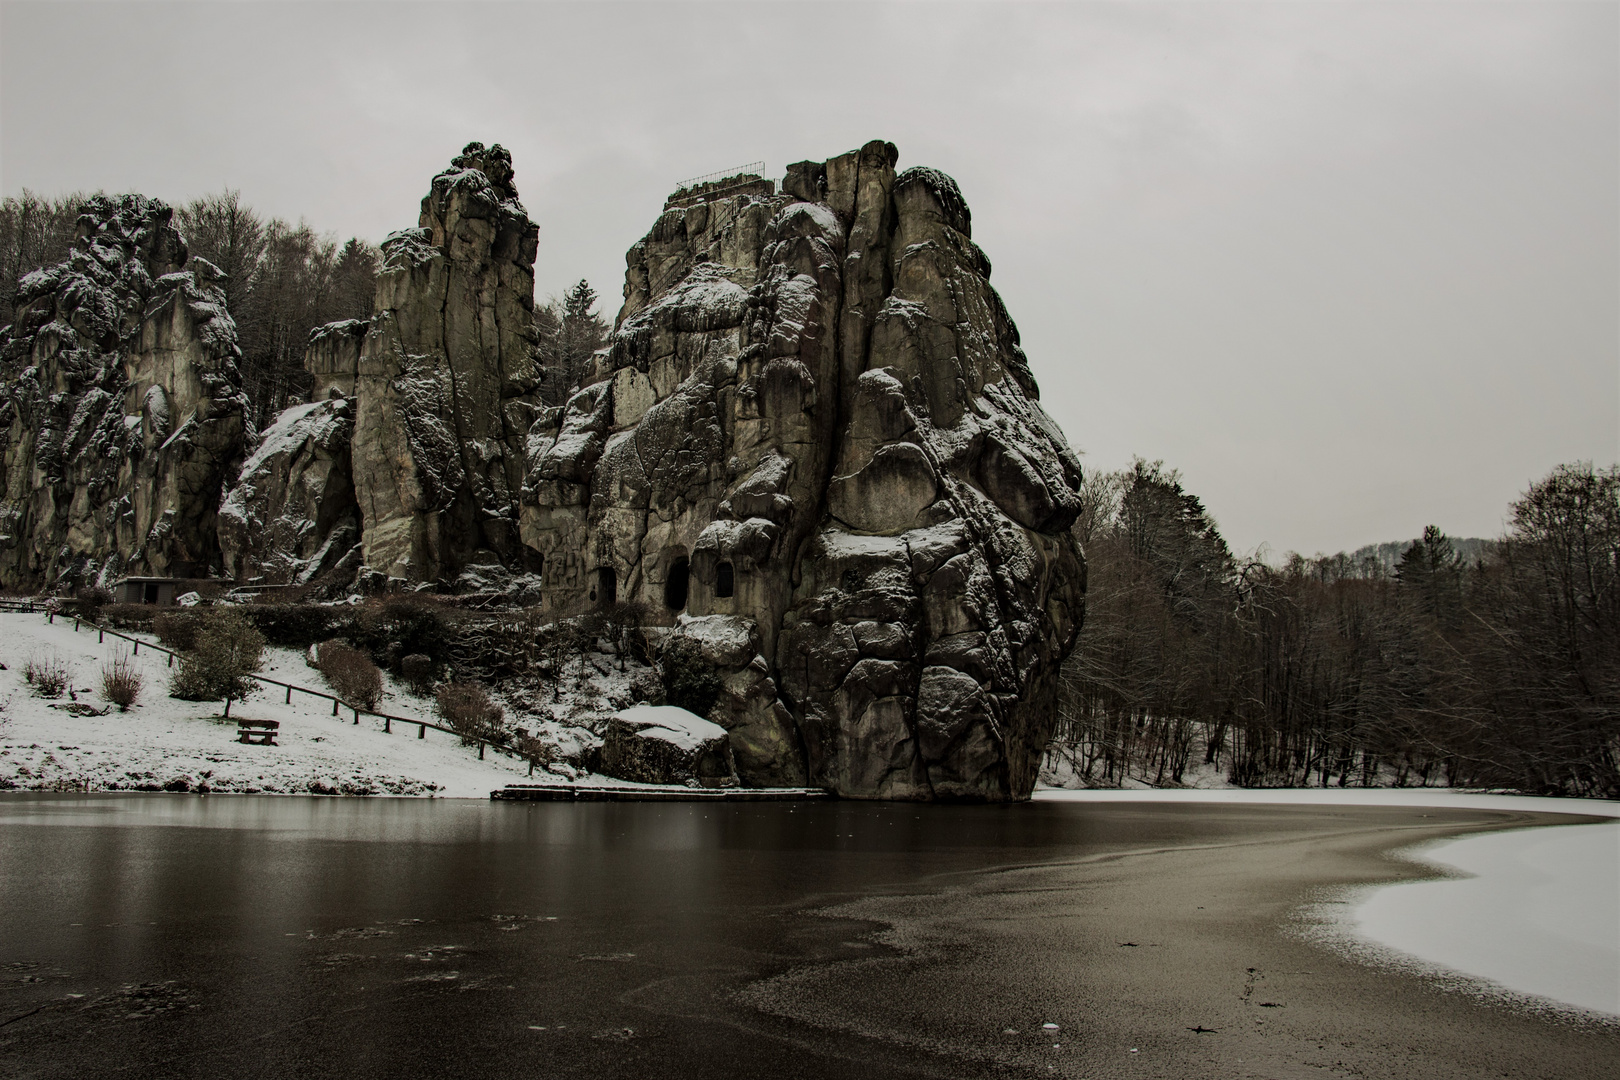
xmin=101 ymin=652 xmax=143 ymax=711
xmin=400 ymin=653 xmax=435 ymax=695
xmin=659 ymin=636 xmax=720 ymax=717
xmin=435 ymin=681 xmax=505 ymax=744
xmin=65 ymin=586 xmax=113 ymax=622
xmin=154 ymin=610 xmax=204 ymax=652
xmin=514 ymin=731 xmax=557 ymax=769
xmin=24 ymin=651 xmax=71 ymax=698
xmin=241 ymin=603 xmax=335 ymax=648
xmin=313 ymin=640 xmax=383 ymax=710
xmin=351 ymin=594 xmax=458 ymax=662
xmin=99 ymin=603 xmax=156 ymax=632
xmin=169 ymin=609 xmax=265 ymax=705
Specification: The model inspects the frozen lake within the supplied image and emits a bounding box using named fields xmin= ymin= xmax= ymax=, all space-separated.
xmin=2 ymin=791 xmax=1613 ymax=1078
xmin=1039 ymin=788 xmax=1620 ymax=1017
xmin=1354 ymin=820 xmax=1619 ymax=1015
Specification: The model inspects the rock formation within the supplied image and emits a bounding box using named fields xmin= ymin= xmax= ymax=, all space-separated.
xmin=349 ymin=142 xmax=542 ymax=584
xmin=3 ymin=142 xmax=1084 ymax=802
xmin=0 ymin=195 xmax=250 ymax=587
xmin=217 ymin=396 xmax=360 ymax=586
xmin=521 ymin=141 xmax=1085 ymax=801
xmin=596 ymin=705 xmax=734 ymax=785
xmin=219 ymin=143 xmax=544 ymax=590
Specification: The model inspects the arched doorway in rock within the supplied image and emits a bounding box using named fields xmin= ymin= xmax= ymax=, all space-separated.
xmin=664 ymin=557 xmax=689 ymax=611
xmin=590 ymin=566 xmax=617 ymax=608
xmin=715 ymin=561 xmax=734 ymax=599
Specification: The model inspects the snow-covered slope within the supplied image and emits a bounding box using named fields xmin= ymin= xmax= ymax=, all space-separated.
xmin=0 ymin=613 xmax=540 ymax=798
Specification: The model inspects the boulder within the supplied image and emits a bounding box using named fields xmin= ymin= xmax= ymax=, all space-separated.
xmin=596 ymin=705 xmax=734 ymax=785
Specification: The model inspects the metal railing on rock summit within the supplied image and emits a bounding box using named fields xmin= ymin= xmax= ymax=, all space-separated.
xmin=672 ymin=161 xmax=765 ymax=192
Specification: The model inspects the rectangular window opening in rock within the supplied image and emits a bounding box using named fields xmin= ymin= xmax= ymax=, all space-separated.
xmin=715 ymin=561 xmax=734 ymax=599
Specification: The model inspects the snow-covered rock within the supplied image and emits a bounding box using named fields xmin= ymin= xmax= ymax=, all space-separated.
xmin=518 ymin=142 xmax=1085 ymax=801
xmin=0 ymin=195 xmax=251 ymax=587
xmin=596 ymin=705 xmax=733 ymax=785
xmin=218 ymin=397 xmax=360 ymax=584
xmin=349 ymin=141 xmax=542 ymax=583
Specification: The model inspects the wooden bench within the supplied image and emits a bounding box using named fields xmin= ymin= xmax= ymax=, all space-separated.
xmin=237 ymin=719 xmax=280 ymax=746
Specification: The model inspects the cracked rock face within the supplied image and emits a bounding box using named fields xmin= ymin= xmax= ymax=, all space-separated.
xmin=521 ymin=141 xmax=1085 ymax=801
xmin=217 ymin=396 xmax=361 ymax=586
xmin=0 ymin=195 xmax=250 ymax=587
xmin=350 ymin=142 xmax=542 ymax=584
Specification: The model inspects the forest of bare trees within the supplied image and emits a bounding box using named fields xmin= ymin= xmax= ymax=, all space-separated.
xmin=1050 ymin=460 xmax=1620 ymax=798
xmin=1 ymin=190 xmax=613 ymax=426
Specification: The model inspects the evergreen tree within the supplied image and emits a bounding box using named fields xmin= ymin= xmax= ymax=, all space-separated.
xmin=537 ymin=279 xmax=610 ymax=405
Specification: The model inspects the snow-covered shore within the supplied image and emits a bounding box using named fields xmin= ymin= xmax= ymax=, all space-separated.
xmin=0 ymin=612 xmax=543 ymax=798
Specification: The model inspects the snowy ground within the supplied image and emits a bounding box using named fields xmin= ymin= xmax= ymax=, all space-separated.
xmin=0 ymin=612 xmax=550 ymax=798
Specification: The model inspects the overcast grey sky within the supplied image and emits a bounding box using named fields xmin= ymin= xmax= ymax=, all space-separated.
xmin=2 ymin=1 xmax=1614 ymax=556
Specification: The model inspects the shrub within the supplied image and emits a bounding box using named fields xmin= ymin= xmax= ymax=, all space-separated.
xmin=169 ymin=609 xmax=265 ymax=709
xmin=154 ymin=610 xmax=204 ymax=652
xmin=99 ymin=603 xmax=156 ymax=632
xmin=24 ymin=651 xmax=71 ymax=698
xmin=313 ymin=640 xmax=383 ymax=710
xmin=241 ymin=603 xmax=334 ymax=648
xmin=400 ymin=653 xmax=435 ymax=695
xmin=659 ymin=636 xmax=720 ymax=717
xmin=66 ymin=586 xmax=113 ymax=622
xmin=514 ymin=731 xmax=557 ymax=769
xmin=352 ymin=594 xmax=458 ymax=661
xmin=101 ymin=652 xmax=143 ymax=711
xmin=435 ymin=681 xmax=505 ymax=744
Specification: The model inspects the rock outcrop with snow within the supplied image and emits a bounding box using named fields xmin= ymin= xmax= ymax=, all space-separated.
xmin=0 ymin=195 xmax=250 ymax=587
xmin=3 ymin=142 xmax=1084 ymax=802
xmin=522 ymin=141 xmax=1085 ymax=801
xmin=349 ymin=142 xmax=543 ymax=583
xmin=217 ymin=396 xmax=360 ymax=585
xmin=597 ymin=705 xmax=734 ymax=785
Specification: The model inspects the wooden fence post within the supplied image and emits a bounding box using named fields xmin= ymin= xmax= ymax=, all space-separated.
xmin=418 ymin=724 xmax=425 ymax=739
xmin=479 ymin=742 xmax=486 ymax=760
xmin=332 ymin=698 xmax=339 ymax=716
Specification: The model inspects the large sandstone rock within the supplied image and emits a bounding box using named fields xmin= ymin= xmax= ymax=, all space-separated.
xmin=596 ymin=705 xmax=734 ymax=785
xmin=0 ymin=195 xmax=250 ymax=587
xmin=349 ymin=142 xmax=542 ymax=583
xmin=217 ymin=396 xmax=361 ymax=585
xmin=520 ymin=142 xmax=1085 ymax=801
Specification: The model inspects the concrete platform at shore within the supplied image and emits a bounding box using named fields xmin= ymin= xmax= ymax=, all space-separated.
xmin=491 ymin=782 xmax=831 ymax=801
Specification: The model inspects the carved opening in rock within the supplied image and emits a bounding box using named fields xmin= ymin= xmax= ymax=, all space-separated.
xmin=664 ymin=557 xmax=690 ymax=611
xmin=715 ymin=561 xmax=735 ymax=599
xmin=592 ymin=566 xmax=618 ymax=608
